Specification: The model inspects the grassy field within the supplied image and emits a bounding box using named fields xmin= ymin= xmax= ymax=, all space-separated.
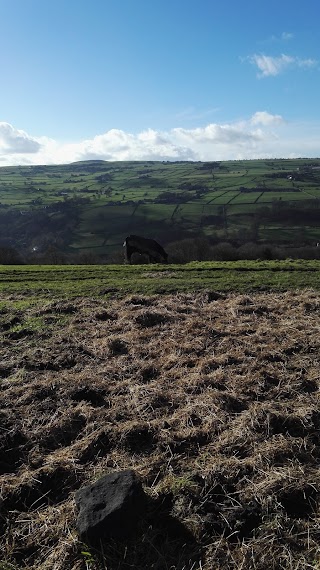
xmin=0 ymin=266 xmax=319 ymax=569
xmin=1 ymin=158 xmax=320 ymax=257
xmin=1 ymin=260 xmax=320 ymax=300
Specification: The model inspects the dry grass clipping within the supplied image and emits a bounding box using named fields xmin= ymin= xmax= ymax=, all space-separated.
xmin=0 ymin=290 xmax=319 ymax=569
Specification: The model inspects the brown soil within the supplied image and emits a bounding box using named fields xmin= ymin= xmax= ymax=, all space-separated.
xmin=0 ymin=290 xmax=319 ymax=569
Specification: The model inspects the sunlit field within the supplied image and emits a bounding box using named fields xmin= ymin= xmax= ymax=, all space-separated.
xmin=0 ymin=269 xmax=319 ymax=569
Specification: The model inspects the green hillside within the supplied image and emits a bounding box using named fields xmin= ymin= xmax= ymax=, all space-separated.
xmin=1 ymin=158 xmax=320 ymax=261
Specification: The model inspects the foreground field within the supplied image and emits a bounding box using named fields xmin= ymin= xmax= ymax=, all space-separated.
xmin=0 ymin=284 xmax=319 ymax=569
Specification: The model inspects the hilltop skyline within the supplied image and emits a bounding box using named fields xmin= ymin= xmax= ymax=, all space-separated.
xmin=0 ymin=0 xmax=319 ymax=165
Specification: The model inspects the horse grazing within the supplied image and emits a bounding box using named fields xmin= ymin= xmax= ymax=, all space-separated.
xmin=123 ymin=235 xmax=168 ymax=264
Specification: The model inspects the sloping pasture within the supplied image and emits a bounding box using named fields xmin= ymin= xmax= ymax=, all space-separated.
xmin=1 ymin=159 xmax=320 ymax=255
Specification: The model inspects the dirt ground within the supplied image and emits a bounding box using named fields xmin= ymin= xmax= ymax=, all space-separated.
xmin=0 ymin=290 xmax=319 ymax=569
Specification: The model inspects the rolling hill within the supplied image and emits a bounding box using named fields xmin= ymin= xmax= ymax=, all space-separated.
xmin=1 ymin=158 xmax=320 ymax=262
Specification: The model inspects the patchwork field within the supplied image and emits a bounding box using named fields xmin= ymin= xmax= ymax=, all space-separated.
xmin=0 ymin=266 xmax=319 ymax=569
xmin=1 ymin=158 xmax=320 ymax=258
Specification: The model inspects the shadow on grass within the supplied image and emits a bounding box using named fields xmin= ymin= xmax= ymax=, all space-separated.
xmin=87 ymin=495 xmax=201 ymax=570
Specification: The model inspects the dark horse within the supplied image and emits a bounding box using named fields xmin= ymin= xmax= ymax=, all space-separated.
xmin=123 ymin=235 xmax=168 ymax=264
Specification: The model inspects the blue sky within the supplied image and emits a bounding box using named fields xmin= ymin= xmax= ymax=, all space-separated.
xmin=0 ymin=0 xmax=319 ymax=165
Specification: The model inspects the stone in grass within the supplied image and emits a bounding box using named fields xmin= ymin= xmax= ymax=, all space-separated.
xmin=75 ymin=470 xmax=146 ymax=542
xmin=206 ymin=290 xmax=225 ymax=302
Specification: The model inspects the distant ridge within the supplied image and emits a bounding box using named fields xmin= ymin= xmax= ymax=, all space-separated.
xmin=70 ymin=159 xmax=109 ymax=165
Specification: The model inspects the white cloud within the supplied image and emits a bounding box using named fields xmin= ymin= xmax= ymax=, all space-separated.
xmin=173 ymin=123 xmax=264 ymax=144
xmin=1 ymin=112 xmax=320 ymax=165
xmin=73 ymin=128 xmax=196 ymax=162
xmin=0 ymin=122 xmax=41 ymax=153
xmin=249 ymin=54 xmax=294 ymax=77
xmin=250 ymin=111 xmax=284 ymax=126
xmin=248 ymin=53 xmax=317 ymax=77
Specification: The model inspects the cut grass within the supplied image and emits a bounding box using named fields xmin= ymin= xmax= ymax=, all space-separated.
xmin=0 ymin=289 xmax=319 ymax=569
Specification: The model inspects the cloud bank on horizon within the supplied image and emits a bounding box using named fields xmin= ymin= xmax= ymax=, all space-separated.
xmin=0 ymin=111 xmax=319 ymax=166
